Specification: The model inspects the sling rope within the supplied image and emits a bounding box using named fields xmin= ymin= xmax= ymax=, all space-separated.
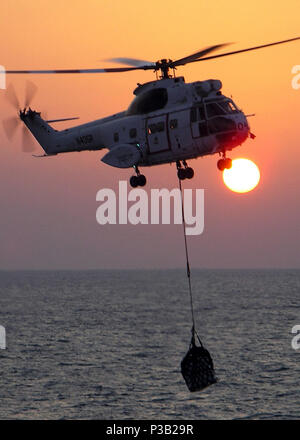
xmin=178 ymin=177 xmax=200 ymax=342
xmin=179 ymin=176 xmax=217 ymax=391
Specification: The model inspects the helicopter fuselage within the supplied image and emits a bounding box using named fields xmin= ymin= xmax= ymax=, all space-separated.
xmin=8 ymin=35 xmax=300 ymax=185
xmin=20 ymin=76 xmax=250 ymax=171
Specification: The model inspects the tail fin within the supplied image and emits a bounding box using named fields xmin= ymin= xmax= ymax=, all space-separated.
xmin=20 ymin=108 xmax=58 ymax=155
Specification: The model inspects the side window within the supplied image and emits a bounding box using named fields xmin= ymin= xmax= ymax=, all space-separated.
xmin=191 ymin=106 xmax=206 ymax=122
xmin=148 ymin=122 xmax=164 ymax=134
xmin=114 ymin=132 xmax=119 ymax=142
xmin=206 ymin=103 xmax=218 ymax=118
xmin=198 ymin=105 xmax=205 ymax=120
xmin=156 ymin=121 xmax=165 ymax=132
xmin=148 ymin=124 xmax=157 ymax=135
xmin=170 ymin=119 xmax=178 ymax=129
xmin=190 ymin=108 xmax=197 ymax=123
xmin=129 ymin=128 xmax=137 ymax=138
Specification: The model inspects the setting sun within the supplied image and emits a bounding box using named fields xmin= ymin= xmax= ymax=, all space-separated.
xmin=223 ymin=158 xmax=260 ymax=193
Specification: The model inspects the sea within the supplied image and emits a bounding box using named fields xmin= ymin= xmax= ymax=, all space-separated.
xmin=0 ymin=269 xmax=299 ymax=420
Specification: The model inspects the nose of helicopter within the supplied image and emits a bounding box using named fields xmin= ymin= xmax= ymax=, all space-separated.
xmin=237 ymin=121 xmax=250 ymax=144
xmin=242 ymin=115 xmax=251 ymax=139
xmin=232 ymin=111 xmax=250 ymax=143
xmin=215 ymin=114 xmax=250 ymax=151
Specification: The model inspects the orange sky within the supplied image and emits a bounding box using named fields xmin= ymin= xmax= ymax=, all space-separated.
xmin=0 ymin=0 xmax=300 ymax=269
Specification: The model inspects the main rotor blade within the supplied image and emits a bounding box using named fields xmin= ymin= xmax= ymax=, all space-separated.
xmin=2 ymin=116 xmax=19 ymax=140
xmin=5 ymin=83 xmax=20 ymax=109
xmin=22 ymin=126 xmax=35 ymax=152
xmin=25 ymin=80 xmax=38 ymax=107
xmin=6 ymin=36 xmax=299 ymax=78
xmin=106 ymin=57 xmax=155 ymax=68
xmin=5 ymin=66 xmax=153 ymax=74
xmin=172 ymin=43 xmax=231 ymax=67
xmin=187 ymin=37 xmax=300 ymax=64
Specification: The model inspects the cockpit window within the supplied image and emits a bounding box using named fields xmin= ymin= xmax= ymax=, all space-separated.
xmin=205 ymin=100 xmax=239 ymax=118
xmin=218 ymin=100 xmax=238 ymax=113
xmin=127 ymin=88 xmax=168 ymax=115
xmin=206 ymin=103 xmax=227 ymax=118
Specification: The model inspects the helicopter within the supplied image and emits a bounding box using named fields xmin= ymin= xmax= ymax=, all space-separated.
xmin=3 ymin=37 xmax=300 ymax=187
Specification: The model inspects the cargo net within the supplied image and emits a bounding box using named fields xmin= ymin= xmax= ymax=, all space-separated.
xmin=181 ymin=328 xmax=217 ymax=392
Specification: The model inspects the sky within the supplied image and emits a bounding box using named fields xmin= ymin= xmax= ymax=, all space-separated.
xmin=0 ymin=0 xmax=299 ymax=270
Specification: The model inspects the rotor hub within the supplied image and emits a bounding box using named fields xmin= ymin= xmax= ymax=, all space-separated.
xmin=155 ymin=59 xmax=174 ymax=79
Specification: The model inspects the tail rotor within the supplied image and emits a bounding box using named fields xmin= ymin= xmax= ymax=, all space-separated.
xmin=3 ymin=81 xmax=38 ymax=152
xmin=2 ymin=116 xmax=20 ymax=140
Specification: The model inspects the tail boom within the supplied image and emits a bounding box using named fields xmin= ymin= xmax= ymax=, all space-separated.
xmin=20 ymin=108 xmax=103 ymax=155
xmin=20 ymin=108 xmax=59 ymax=155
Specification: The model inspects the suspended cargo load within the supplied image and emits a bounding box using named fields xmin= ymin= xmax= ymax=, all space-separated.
xmin=181 ymin=330 xmax=217 ymax=392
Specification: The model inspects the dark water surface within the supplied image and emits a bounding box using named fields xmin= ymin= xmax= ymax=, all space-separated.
xmin=0 ymin=269 xmax=299 ymax=419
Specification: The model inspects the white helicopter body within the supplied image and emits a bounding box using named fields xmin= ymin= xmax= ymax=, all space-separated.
xmin=20 ymin=76 xmax=250 ymax=185
xmin=4 ymin=37 xmax=300 ymax=186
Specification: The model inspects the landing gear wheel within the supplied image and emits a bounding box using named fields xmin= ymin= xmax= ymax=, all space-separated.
xmin=178 ymin=168 xmax=186 ymax=180
xmin=224 ymin=158 xmax=232 ymax=169
xmin=130 ymin=175 xmax=139 ymax=188
xmin=217 ymin=159 xmax=226 ymax=171
xmin=177 ymin=161 xmax=195 ymax=180
xmin=137 ymin=174 xmax=146 ymax=187
xmin=185 ymin=167 xmax=194 ymax=179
